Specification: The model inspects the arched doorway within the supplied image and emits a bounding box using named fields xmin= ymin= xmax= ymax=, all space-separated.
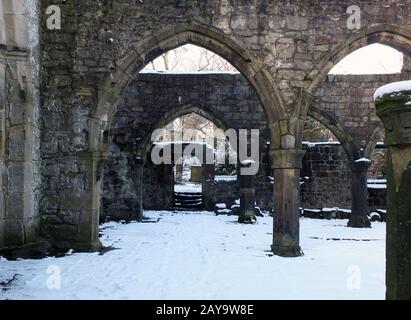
xmin=303 ymin=27 xmax=411 ymax=298
xmin=99 ymin=43 xmax=270 ymax=225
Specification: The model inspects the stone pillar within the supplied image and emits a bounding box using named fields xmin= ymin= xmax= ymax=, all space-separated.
xmin=375 ymin=83 xmax=411 ymax=300
xmin=401 ymin=55 xmax=411 ymax=80
xmin=202 ymin=163 xmax=215 ymax=211
xmin=175 ymin=164 xmax=183 ymax=183
xmin=201 ymin=143 xmax=215 ymax=211
xmin=270 ymin=149 xmax=305 ymax=257
xmin=238 ymin=161 xmax=256 ymax=223
xmin=0 ymin=51 xmax=41 ymax=257
xmin=61 ymin=152 xmax=103 ymax=251
xmin=131 ymin=157 xmax=144 ymax=221
xmin=348 ymin=160 xmax=371 ymax=228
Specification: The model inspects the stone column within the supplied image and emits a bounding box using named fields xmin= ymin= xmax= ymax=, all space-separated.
xmin=270 ymin=149 xmax=305 ymax=257
xmin=375 ymin=83 xmax=411 ymax=300
xmin=64 ymin=151 xmax=103 ymax=251
xmin=201 ymin=143 xmax=215 ymax=211
xmin=131 ymin=157 xmax=144 ymax=221
xmin=348 ymin=160 xmax=371 ymax=228
xmin=175 ymin=163 xmax=183 ymax=183
xmin=238 ymin=161 xmax=256 ymax=223
xmin=401 ymin=55 xmax=411 ymax=80
xmin=202 ymin=163 xmax=215 ymax=211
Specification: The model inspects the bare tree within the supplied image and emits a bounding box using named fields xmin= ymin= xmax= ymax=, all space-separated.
xmin=144 ymin=44 xmax=237 ymax=72
xmin=303 ymin=118 xmax=336 ymax=142
xmin=197 ymin=50 xmax=236 ymax=72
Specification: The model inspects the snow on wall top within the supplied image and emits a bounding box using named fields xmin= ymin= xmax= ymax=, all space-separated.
xmin=302 ymin=141 xmax=341 ymax=148
xmin=374 ymin=80 xmax=411 ymax=100
xmin=140 ymin=70 xmax=241 ymax=75
xmin=153 ymin=141 xmax=215 ymax=150
xmin=355 ymin=157 xmax=371 ymax=163
xmin=240 ymin=159 xmax=256 ymax=165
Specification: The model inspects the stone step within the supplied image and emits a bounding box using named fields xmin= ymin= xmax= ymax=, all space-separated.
xmin=173 ymin=192 xmax=203 ymax=211
xmin=174 ymin=192 xmax=203 ymax=197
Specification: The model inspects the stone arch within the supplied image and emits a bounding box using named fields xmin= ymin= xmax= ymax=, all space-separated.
xmin=307 ymin=106 xmax=360 ymax=162
xmin=305 ymin=25 xmax=411 ymax=102
xmin=91 ymin=22 xmax=285 ymax=153
xmin=301 ymin=26 xmax=411 ymax=230
xmin=138 ymin=103 xmax=232 ymax=159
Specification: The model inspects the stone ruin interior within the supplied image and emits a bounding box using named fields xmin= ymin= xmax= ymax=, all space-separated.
xmin=0 ymin=0 xmax=410 ymax=300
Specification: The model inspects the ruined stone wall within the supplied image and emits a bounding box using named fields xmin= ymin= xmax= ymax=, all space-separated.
xmin=214 ymin=179 xmax=238 ymax=209
xmin=101 ymin=72 xmax=269 ymax=218
xmin=368 ymin=187 xmax=387 ymax=212
xmin=0 ymin=0 xmax=41 ymax=252
xmin=36 ymin=0 xmax=410 ymax=250
xmin=102 ymin=72 xmax=396 ymax=217
xmin=143 ymin=163 xmax=174 ymax=212
xmin=301 ymin=143 xmax=387 ymax=210
xmin=313 ymin=73 xmax=403 ymax=148
xmin=301 ymin=143 xmax=352 ymax=209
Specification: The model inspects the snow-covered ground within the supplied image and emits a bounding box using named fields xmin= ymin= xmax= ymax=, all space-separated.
xmin=0 ymin=211 xmax=386 ymax=300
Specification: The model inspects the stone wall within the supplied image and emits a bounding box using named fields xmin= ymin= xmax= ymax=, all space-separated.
xmin=34 ymin=0 xmax=411 ymax=251
xmin=101 ymin=72 xmax=270 ymax=218
xmin=101 ymin=72 xmax=396 ymax=219
xmin=0 ymin=0 xmax=41 ymax=253
xmin=301 ymin=143 xmax=352 ymax=209
xmin=214 ymin=179 xmax=238 ymax=209
xmin=143 ymin=163 xmax=174 ymax=212
xmin=368 ymin=187 xmax=388 ymax=212
xmin=313 ymin=73 xmax=403 ymax=148
xmin=301 ymin=142 xmax=387 ymax=211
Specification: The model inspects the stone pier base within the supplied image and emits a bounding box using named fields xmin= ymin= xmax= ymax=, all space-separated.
xmin=348 ymin=160 xmax=371 ymax=228
xmin=375 ymin=83 xmax=411 ymax=300
xmin=270 ymin=149 xmax=305 ymax=257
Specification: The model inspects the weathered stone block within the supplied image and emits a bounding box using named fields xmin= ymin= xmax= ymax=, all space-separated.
xmin=286 ymin=15 xmax=308 ymax=31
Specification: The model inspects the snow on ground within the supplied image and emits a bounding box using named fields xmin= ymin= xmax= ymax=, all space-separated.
xmin=0 ymin=212 xmax=386 ymax=300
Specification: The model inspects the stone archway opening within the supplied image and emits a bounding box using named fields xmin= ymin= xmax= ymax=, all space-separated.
xmin=329 ymin=43 xmax=403 ymax=75
xmin=144 ymin=111 xmax=231 ymax=213
xmin=76 ymin=24 xmax=286 ymax=256
xmin=305 ymin=38 xmax=410 ymax=229
xmin=99 ymin=43 xmax=269 ymax=224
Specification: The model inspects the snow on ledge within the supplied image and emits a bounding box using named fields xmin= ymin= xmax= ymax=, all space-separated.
xmin=367 ymin=184 xmax=387 ymax=189
xmin=140 ymin=70 xmax=241 ymax=75
xmin=302 ymin=141 xmax=341 ymax=147
xmin=368 ymin=179 xmax=387 ymax=184
xmin=153 ymin=141 xmax=214 ymax=150
xmin=215 ymin=175 xmax=237 ymax=182
xmin=374 ymin=80 xmax=411 ymax=100
xmin=355 ymin=157 xmax=371 ymax=163
xmin=240 ymin=160 xmax=256 ymax=165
